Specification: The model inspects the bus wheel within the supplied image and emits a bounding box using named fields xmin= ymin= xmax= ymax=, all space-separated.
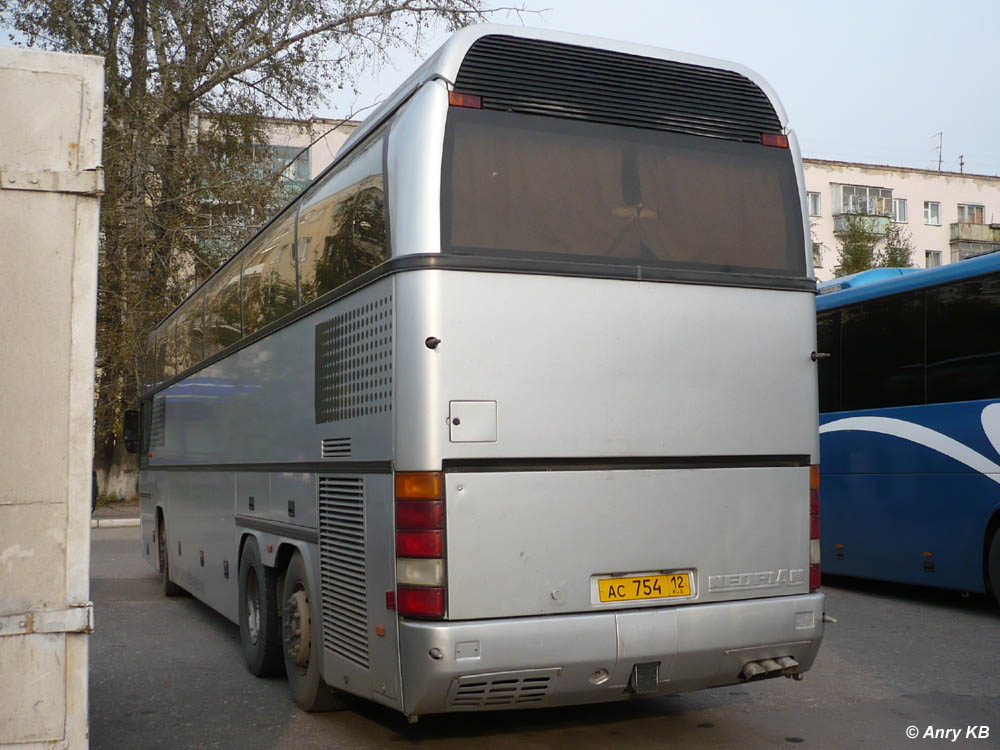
xmin=158 ymin=515 xmax=183 ymax=597
xmin=280 ymin=550 xmax=342 ymax=712
xmin=239 ymin=537 xmax=284 ymax=677
xmin=988 ymin=528 xmax=1000 ymax=605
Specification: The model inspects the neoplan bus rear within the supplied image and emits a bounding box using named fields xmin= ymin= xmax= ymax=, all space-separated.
xmin=131 ymin=25 xmax=824 ymax=720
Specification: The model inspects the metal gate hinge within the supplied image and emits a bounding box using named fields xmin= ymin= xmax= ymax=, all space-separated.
xmin=1 ymin=167 xmax=105 ymax=196
xmin=0 ymin=603 xmax=94 ymax=636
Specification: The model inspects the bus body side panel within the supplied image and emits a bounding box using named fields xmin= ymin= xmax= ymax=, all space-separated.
xmin=819 ymin=399 xmax=1000 ymax=592
xmin=149 ymin=470 xmax=238 ymax=620
xmin=146 ymin=276 xmax=395 ymax=467
xmin=395 ymin=270 xmax=819 ymax=469
xmin=140 ymin=276 xmax=404 ymax=707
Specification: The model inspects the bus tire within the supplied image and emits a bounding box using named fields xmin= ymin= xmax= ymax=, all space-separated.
xmin=280 ymin=550 xmax=343 ymax=712
xmin=158 ymin=514 xmax=183 ymax=597
xmin=988 ymin=528 xmax=1000 ymax=605
xmin=238 ymin=537 xmax=284 ymax=677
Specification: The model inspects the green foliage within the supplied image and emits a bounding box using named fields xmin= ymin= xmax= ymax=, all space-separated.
xmin=835 ymin=214 xmax=915 ymax=277
xmin=0 ymin=0 xmax=522 ymax=476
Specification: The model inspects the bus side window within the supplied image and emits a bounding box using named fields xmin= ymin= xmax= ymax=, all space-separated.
xmin=927 ymin=273 xmax=1000 ymax=404
xmin=242 ymin=211 xmax=298 ymax=336
xmin=163 ymin=322 xmax=178 ymax=380
xmin=204 ymin=264 xmax=242 ymax=357
xmin=174 ymin=302 xmax=197 ymax=373
xmin=298 ymin=131 xmax=386 ymax=305
xmin=841 ymin=292 xmax=925 ymax=411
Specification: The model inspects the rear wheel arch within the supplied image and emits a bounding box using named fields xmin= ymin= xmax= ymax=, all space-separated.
xmin=155 ymin=505 xmax=183 ymax=597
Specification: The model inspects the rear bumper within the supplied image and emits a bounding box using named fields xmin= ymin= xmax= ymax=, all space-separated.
xmin=399 ymin=593 xmax=824 ymax=715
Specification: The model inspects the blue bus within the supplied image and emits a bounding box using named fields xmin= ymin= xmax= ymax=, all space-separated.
xmin=816 ymin=253 xmax=1000 ymax=603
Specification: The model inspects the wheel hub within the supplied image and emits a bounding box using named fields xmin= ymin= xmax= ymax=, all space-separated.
xmin=284 ymin=589 xmax=311 ymax=668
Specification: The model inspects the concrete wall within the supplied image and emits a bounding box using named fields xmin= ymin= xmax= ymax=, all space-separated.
xmin=0 ymin=47 xmax=103 ymax=748
xmin=805 ymin=159 xmax=1000 ymax=281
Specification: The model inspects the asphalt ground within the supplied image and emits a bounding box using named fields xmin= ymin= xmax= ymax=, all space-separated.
xmin=89 ymin=526 xmax=1000 ymax=749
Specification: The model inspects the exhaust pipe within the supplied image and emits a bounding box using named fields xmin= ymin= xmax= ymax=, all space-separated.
xmin=740 ymin=656 xmax=801 ymax=682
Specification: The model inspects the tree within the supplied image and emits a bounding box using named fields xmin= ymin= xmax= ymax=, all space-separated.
xmin=0 ymin=0 xmax=528 ymax=494
xmin=835 ymin=213 xmax=915 ymax=277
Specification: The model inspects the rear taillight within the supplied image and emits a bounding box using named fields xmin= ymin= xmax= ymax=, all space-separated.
xmin=394 ymin=472 xmax=446 ymax=618
xmin=809 ymin=465 xmax=821 ymax=591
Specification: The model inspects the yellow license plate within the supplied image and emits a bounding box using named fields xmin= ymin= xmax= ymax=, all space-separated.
xmin=597 ymin=572 xmax=691 ymax=602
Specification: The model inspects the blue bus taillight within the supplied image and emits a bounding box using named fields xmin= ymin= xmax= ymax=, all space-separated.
xmin=810 ymin=465 xmax=821 ymax=591
xmin=395 ymin=472 xmax=446 ymax=618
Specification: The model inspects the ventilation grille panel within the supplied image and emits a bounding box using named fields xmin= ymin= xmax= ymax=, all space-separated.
xmin=454 ymin=35 xmax=782 ymax=143
xmin=150 ymin=395 xmax=166 ymax=447
xmin=315 ymin=294 xmax=392 ymax=423
xmin=321 ymin=437 xmax=352 ymax=458
xmin=318 ymin=475 xmax=369 ymax=669
xmin=445 ymin=669 xmax=559 ymax=710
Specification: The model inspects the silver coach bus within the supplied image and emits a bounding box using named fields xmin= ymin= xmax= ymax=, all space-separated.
xmin=129 ymin=25 xmax=824 ymax=720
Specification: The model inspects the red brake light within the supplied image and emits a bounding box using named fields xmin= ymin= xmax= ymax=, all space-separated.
xmin=395 ymin=499 xmax=444 ymax=530
xmin=810 ymin=514 xmax=820 ymax=540
xmin=397 ymin=585 xmax=445 ymax=618
xmin=762 ymin=132 xmax=789 ymax=148
xmin=396 ymin=530 xmax=443 ymax=558
xmin=809 ymin=565 xmax=821 ymax=591
xmin=448 ymin=91 xmax=482 ymax=109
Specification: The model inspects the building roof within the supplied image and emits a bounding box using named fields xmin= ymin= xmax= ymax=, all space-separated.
xmin=804 ymin=157 xmax=1000 ymax=183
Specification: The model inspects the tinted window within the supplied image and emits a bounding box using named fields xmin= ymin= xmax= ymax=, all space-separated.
xmin=174 ymin=300 xmax=203 ymax=373
xmin=298 ymin=132 xmax=386 ymax=304
xmin=241 ymin=211 xmax=298 ymax=335
xmin=927 ymin=273 xmax=1000 ymax=403
xmin=442 ymin=109 xmax=806 ymax=277
xmin=817 ymin=310 xmax=841 ymax=412
xmin=162 ymin=322 xmax=178 ymax=379
xmin=204 ymin=263 xmax=242 ymax=357
xmin=841 ymin=292 xmax=925 ymax=411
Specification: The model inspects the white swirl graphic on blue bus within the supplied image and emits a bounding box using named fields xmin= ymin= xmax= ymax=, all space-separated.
xmin=819 ymin=407 xmax=1000 ymax=485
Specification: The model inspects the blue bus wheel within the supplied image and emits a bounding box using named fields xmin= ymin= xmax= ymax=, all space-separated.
xmin=988 ymin=529 xmax=1000 ymax=606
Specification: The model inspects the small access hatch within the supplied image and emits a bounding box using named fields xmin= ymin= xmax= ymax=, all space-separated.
xmin=449 ymin=401 xmax=498 ymax=443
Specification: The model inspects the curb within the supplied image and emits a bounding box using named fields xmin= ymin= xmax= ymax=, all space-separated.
xmin=91 ymin=518 xmax=140 ymax=529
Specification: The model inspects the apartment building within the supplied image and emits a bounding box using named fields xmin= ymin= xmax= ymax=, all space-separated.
xmin=262 ymin=115 xmax=359 ymax=191
xmin=804 ymin=159 xmax=1000 ymax=281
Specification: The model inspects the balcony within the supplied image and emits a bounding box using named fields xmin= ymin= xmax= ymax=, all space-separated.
xmin=833 ymin=214 xmax=891 ymax=236
xmin=949 ymin=222 xmax=1000 ymax=244
xmin=949 ymin=223 xmax=1000 ymax=261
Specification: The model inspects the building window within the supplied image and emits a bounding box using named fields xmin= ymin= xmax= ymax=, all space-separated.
xmin=813 ymin=242 xmax=823 ymax=268
xmin=924 ymin=201 xmax=941 ymax=226
xmin=269 ymin=145 xmax=311 ymax=187
xmin=834 ymin=184 xmax=892 ymax=216
xmin=957 ymin=203 xmax=985 ymax=224
xmin=808 ymin=192 xmax=821 ymax=217
xmin=892 ymin=198 xmax=907 ymax=223
xmin=925 ymin=250 xmax=942 ymax=268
